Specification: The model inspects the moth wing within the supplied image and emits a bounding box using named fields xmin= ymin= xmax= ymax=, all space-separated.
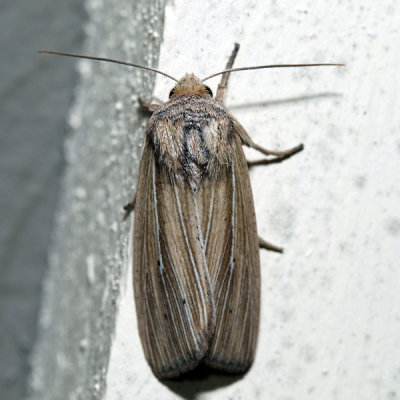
xmin=199 ymin=133 xmax=260 ymax=372
xmin=133 ymin=140 xmax=214 ymax=379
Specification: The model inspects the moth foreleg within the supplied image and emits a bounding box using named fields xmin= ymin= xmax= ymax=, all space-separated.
xmin=247 ymin=143 xmax=303 ymax=168
xmin=123 ymin=191 xmax=136 ymax=220
xmin=259 ymin=236 xmax=283 ymax=253
xmin=235 ymin=121 xmax=304 ymax=164
xmin=138 ymin=97 xmax=160 ymax=113
xmin=251 ymin=142 xmax=303 ymax=159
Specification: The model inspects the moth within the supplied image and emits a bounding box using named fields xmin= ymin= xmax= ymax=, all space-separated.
xmin=40 ymin=45 xmax=342 ymax=379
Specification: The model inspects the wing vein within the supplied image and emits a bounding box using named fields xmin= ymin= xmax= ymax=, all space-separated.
xmin=151 ymin=159 xmax=177 ymax=362
xmin=204 ymin=184 xmax=215 ymax=249
xmin=211 ymin=160 xmax=236 ymax=352
xmin=173 ymin=184 xmax=207 ymax=328
xmin=160 ymin=228 xmax=198 ymax=353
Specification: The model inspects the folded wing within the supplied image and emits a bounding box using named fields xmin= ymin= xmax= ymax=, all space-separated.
xmin=199 ymin=134 xmax=261 ymax=372
xmin=133 ymin=140 xmax=214 ymax=379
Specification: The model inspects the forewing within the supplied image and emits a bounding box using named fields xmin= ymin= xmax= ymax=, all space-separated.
xmin=133 ymin=140 xmax=214 ymax=379
xmin=199 ymin=134 xmax=260 ymax=372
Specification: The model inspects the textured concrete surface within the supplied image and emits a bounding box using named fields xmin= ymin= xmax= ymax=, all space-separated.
xmin=0 ymin=1 xmax=85 ymax=399
xmin=28 ymin=1 xmax=166 ymax=399
xmin=28 ymin=0 xmax=400 ymax=399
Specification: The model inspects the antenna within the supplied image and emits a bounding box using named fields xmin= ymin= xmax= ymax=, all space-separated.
xmin=38 ymin=50 xmax=178 ymax=82
xmin=202 ymin=63 xmax=344 ymax=82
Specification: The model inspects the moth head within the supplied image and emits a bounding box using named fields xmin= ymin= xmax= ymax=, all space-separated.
xmin=169 ymin=73 xmax=213 ymax=99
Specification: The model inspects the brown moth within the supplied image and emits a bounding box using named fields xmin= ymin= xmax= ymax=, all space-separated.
xmin=40 ymin=44 xmax=342 ymax=379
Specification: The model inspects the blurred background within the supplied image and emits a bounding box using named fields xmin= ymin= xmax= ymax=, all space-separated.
xmin=0 ymin=1 xmax=86 ymax=399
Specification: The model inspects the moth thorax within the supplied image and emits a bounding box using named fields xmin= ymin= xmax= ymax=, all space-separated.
xmin=170 ymin=74 xmax=209 ymax=98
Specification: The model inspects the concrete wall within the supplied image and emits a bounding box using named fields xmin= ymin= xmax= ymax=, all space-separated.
xmin=0 ymin=1 xmax=86 ymax=399
xmin=28 ymin=0 xmax=167 ymax=398
xmin=29 ymin=0 xmax=400 ymax=399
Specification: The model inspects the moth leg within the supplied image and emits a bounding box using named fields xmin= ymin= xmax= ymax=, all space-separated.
xmin=247 ymin=143 xmax=304 ymax=168
xmin=138 ymin=97 xmax=160 ymax=113
xmin=259 ymin=236 xmax=283 ymax=253
xmin=251 ymin=142 xmax=303 ymax=159
xmin=235 ymin=120 xmax=304 ymax=164
xmin=215 ymin=43 xmax=240 ymax=103
xmin=123 ymin=191 xmax=136 ymax=220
